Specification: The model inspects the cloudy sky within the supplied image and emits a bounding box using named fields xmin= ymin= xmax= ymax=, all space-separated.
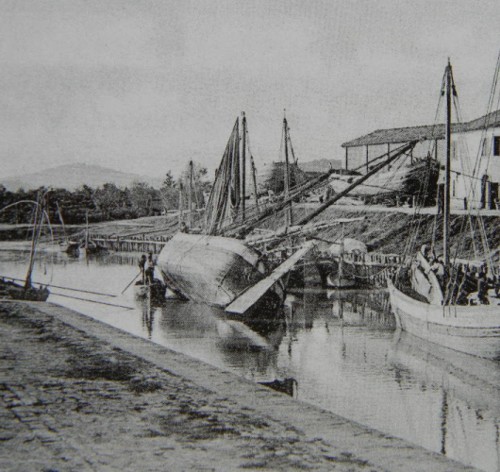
xmin=1 ymin=0 xmax=499 ymax=179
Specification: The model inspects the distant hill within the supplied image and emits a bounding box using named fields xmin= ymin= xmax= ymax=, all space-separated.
xmin=1 ymin=163 xmax=164 ymax=191
xmin=298 ymin=158 xmax=343 ymax=173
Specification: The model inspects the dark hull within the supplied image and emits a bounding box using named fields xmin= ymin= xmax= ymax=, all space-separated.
xmin=0 ymin=280 xmax=49 ymax=302
xmin=134 ymin=279 xmax=166 ymax=302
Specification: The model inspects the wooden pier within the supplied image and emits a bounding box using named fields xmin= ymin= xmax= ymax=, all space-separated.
xmin=316 ymin=252 xmax=403 ymax=287
xmin=88 ymin=233 xmax=171 ymax=254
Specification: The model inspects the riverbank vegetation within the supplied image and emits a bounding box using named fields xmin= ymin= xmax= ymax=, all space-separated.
xmin=0 ymin=165 xmax=210 ymax=225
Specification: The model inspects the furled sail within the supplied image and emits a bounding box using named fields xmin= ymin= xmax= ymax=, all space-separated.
xmin=204 ymin=119 xmax=241 ymax=235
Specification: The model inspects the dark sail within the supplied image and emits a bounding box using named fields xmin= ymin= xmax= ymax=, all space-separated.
xmin=204 ymin=119 xmax=241 ymax=234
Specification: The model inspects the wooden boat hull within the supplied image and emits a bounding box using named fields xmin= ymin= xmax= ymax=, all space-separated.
xmin=388 ymin=279 xmax=500 ymax=360
xmin=157 ymin=233 xmax=284 ymax=310
xmin=329 ymin=159 xmax=439 ymax=205
xmin=64 ymin=241 xmax=80 ymax=257
xmin=134 ymin=279 xmax=166 ymax=301
xmin=0 ymin=280 xmax=50 ymax=302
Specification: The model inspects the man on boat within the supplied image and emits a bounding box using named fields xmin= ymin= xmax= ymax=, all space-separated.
xmin=430 ymin=256 xmax=445 ymax=285
xmin=145 ymin=252 xmax=155 ymax=285
xmin=138 ymin=254 xmax=147 ymax=284
xmin=477 ymin=268 xmax=490 ymax=305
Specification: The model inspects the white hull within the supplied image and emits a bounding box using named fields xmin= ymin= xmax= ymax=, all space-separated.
xmin=157 ymin=233 xmax=284 ymax=310
xmin=388 ymin=279 xmax=500 ymax=360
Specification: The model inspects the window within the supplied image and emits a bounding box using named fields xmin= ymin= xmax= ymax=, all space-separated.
xmin=494 ymin=136 xmax=500 ymax=156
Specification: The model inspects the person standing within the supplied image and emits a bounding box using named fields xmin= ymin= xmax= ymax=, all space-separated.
xmin=145 ymin=252 xmax=155 ymax=285
xmin=138 ymin=254 xmax=147 ymax=284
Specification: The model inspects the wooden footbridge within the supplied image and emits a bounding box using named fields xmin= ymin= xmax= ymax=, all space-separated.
xmin=87 ymin=233 xmax=171 ymax=254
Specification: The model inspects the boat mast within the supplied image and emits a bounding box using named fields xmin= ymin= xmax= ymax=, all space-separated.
xmin=178 ymin=182 xmax=184 ymax=228
xmin=55 ymin=201 xmax=67 ymax=243
xmin=241 ymin=112 xmax=247 ymax=221
xmin=283 ymin=112 xmax=293 ymax=227
xmin=188 ymin=160 xmax=194 ymax=228
xmin=25 ymin=195 xmax=43 ymax=289
xmin=85 ymin=209 xmax=89 ymax=250
xmin=251 ymin=155 xmax=260 ymax=214
xmin=443 ymin=59 xmax=452 ymax=266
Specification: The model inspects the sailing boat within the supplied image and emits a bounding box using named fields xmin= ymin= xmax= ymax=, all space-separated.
xmin=158 ymin=113 xmax=416 ymax=315
xmin=388 ymin=59 xmax=500 ymax=360
xmin=157 ymin=114 xmax=296 ymax=315
xmin=0 ymin=193 xmax=50 ymax=301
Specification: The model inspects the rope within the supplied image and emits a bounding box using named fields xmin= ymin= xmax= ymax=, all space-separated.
xmin=50 ymin=292 xmax=134 ymax=310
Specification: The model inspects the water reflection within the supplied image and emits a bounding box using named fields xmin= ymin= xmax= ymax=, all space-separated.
xmin=389 ymin=330 xmax=500 ymax=471
xmin=1 ymin=251 xmax=499 ymax=472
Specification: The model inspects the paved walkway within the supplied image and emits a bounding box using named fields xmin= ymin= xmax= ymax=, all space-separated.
xmin=0 ymin=301 xmax=476 ymax=471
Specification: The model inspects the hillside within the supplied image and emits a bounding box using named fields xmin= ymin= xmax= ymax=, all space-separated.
xmin=1 ymin=163 xmax=164 ymax=191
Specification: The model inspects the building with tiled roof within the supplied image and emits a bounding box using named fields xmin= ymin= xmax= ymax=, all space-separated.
xmin=341 ymin=110 xmax=500 ymax=209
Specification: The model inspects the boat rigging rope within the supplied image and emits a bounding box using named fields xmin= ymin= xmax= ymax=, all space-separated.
xmin=398 ymin=69 xmax=446 ymax=274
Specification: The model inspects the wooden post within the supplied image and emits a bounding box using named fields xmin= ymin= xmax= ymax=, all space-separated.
xmin=283 ymin=115 xmax=293 ymax=227
xmin=178 ymin=182 xmax=184 ymax=228
xmin=188 ymin=161 xmax=193 ymax=228
xmin=365 ymin=145 xmax=369 ymax=173
xmin=241 ymin=112 xmax=246 ymax=221
xmin=251 ymin=155 xmax=260 ymax=213
xmin=85 ymin=209 xmax=89 ymax=250
xmin=345 ymin=147 xmax=349 ymax=171
xmin=443 ymin=60 xmax=452 ymax=267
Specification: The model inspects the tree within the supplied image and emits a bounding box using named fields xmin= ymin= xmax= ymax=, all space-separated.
xmin=94 ymin=183 xmax=124 ymax=220
xmin=160 ymin=171 xmax=178 ymax=213
xmin=129 ymin=181 xmax=159 ymax=217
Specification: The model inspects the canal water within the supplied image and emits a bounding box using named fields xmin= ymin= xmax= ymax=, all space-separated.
xmin=1 ymin=249 xmax=500 ymax=472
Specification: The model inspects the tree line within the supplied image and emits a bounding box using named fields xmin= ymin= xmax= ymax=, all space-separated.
xmin=0 ymin=166 xmax=210 ymax=225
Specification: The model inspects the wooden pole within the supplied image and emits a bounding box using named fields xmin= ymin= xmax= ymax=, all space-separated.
xmin=55 ymin=201 xmax=67 ymax=242
xmin=85 ymin=209 xmax=89 ymax=250
xmin=188 ymin=160 xmax=193 ymax=228
xmin=443 ymin=60 xmax=451 ymax=267
xmin=241 ymin=112 xmax=246 ymax=221
xmin=251 ymin=156 xmax=260 ymax=213
xmin=25 ymin=197 xmax=42 ymax=289
xmin=345 ymin=147 xmax=349 ymax=170
xmin=365 ymin=145 xmax=369 ymax=173
xmin=178 ymin=182 xmax=184 ymax=228
xmin=283 ymin=115 xmax=292 ymax=227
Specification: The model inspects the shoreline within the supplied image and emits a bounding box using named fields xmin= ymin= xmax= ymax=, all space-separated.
xmin=0 ymin=300 xmax=475 ymax=471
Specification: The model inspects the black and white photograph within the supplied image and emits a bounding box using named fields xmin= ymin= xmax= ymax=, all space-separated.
xmin=1 ymin=1 xmax=499 ymax=470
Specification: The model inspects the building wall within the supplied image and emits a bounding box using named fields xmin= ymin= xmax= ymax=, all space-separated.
xmin=449 ymin=127 xmax=500 ymax=208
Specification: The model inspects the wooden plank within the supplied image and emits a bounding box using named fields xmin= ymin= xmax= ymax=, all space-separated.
xmin=225 ymin=241 xmax=315 ymax=315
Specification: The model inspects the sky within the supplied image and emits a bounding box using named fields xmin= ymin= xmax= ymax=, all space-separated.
xmin=0 ymin=0 xmax=499 ymax=180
